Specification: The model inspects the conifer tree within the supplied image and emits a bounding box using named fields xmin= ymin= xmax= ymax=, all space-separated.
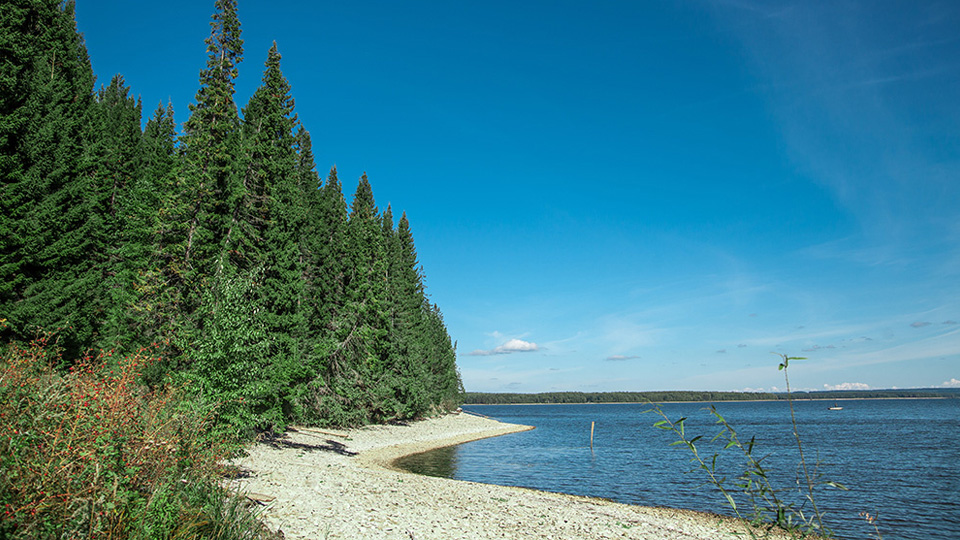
xmin=173 ymin=0 xmax=246 ymax=393
xmin=179 ymin=0 xmax=243 ymax=279
xmin=75 ymin=75 xmax=148 ymax=350
xmin=0 ymin=0 xmax=95 ymax=351
xmin=344 ymin=174 xmax=396 ymax=419
xmin=293 ymin=126 xmax=321 ymax=305
xmin=142 ymin=101 xmax=180 ymax=274
xmin=345 ymin=173 xmax=389 ymax=361
xmin=293 ymin=127 xmax=322 ymax=348
xmin=234 ymin=42 xmax=307 ymax=424
xmin=422 ymin=304 xmax=463 ymax=407
xmin=133 ymin=102 xmax=185 ymax=358
xmin=394 ymin=212 xmax=428 ymax=343
xmin=309 ymin=166 xmax=349 ymax=360
xmin=295 ymin=164 xmax=359 ymax=424
xmin=390 ymin=212 xmax=432 ymax=413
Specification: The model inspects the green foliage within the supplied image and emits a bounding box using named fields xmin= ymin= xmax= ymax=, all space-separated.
xmin=0 ymin=0 xmax=463 ymax=440
xmin=184 ymin=272 xmax=272 ymax=438
xmin=0 ymin=0 xmax=465 ymax=536
xmin=0 ymin=0 xmax=95 ymax=354
xmin=647 ymin=355 xmax=848 ymax=539
xmin=0 ymin=323 xmax=270 ymax=540
xmin=179 ymin=0 xmax=244 ymax=283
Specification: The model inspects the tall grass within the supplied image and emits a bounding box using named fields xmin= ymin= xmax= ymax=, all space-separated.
xmin=0 ymin=322 xmax=272 ymax=539
xmin=648 ymin=355 xmax=848 ymax=539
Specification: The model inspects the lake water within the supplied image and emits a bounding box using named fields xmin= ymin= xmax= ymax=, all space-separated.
xmin=397 ymin=399 xmax=960 ymax=540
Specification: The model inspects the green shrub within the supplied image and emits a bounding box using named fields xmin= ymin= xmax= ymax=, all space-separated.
xmin=0 ymin=323 xmax=270 ymax=539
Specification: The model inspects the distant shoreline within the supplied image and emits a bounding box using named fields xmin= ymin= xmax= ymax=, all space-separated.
xmin=463 ymin=395 xmax=953 ymax=406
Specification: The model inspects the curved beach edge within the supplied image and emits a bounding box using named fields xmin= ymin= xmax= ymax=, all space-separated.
xmin=229 ymin=412 xmax=794 ymax=540
xmin=357 ymin=414 xmax=535 ymax=472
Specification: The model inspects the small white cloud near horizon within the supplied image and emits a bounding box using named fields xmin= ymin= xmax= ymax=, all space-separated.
xmin=824 ymin=382 xmax=870 ymax=391
xmin=469 ymin=338 xmax=539 ymax=356
xmin=606 ymin=354 xmax=640 ymax=361
xmin=911 ymin=321 xmax=931 ymax=328
xmin=941 ymin=378 xmax=960 ymax=388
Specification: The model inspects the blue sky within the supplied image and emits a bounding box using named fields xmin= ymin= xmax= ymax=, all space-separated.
xmin=75 ymin=1 xmax=960 ymax=393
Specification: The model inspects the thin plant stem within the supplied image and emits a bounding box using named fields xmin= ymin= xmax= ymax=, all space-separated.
xmin=779 ymin=355 xmax=826 ymax=534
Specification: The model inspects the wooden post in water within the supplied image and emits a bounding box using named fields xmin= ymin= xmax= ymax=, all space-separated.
xmin=590 ymin=421 xmax=595 ymax=450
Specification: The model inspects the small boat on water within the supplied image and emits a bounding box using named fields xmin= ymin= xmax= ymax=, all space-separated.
xmin=828 ymin=401 xmax=843 ymax=411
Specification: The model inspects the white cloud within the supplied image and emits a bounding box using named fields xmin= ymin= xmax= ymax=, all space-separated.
xmin=606 ymin=355 xmax=640 ymax=361
xmin=823 ymin=382 xmax=870 ymax=391
xmin=469 ymin=338 xmax=539 ymax=356
xmin=941 ymin=378 xmax=960 ymax=388
xmin=500 ymin=338 xmax=538 ymax=352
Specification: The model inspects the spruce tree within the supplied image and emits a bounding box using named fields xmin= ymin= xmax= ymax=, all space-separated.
xmin=391 ymin=212 xmax=433 ymax=414
xmin=134 ymin=102 xmax=185 ymax=369
xmin=88 ymin=75 xmax=150 ymax=350
xmin=293 ymin=127 xmax=322 ymax=351
xmin=0 ymin=0 xmax=95 ymax=351
xmin=422 ymin=303 xmax=463 ymax=407
xmin=310 ymin=166 xmax=349 ymax=362
xmin=345 ymin=174 xmax=395 ymax=420
xmin=295 ymin=164 xmax=360 ymax=424
xmin=234 ymin=42 xmax=307 ymax=426
xmin=174 ymin=0 xmax=245 ymax=393
xmin=179 ymin=0 xmax=243 ymax=279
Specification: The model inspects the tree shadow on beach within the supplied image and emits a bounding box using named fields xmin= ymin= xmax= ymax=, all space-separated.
xmin=260 ymin=431 xmax=357 ymax=456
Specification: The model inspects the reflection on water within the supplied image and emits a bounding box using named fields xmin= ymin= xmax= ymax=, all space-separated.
xmin=395 ymin=444 xmax=459 ymax=478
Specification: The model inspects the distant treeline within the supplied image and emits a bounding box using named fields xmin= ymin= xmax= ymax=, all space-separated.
xmin=463 ymin=388 xmax=960 ymax=404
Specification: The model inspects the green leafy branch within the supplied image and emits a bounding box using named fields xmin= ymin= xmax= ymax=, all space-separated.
xmin=648 ymin=355 xmax=848 ymax=539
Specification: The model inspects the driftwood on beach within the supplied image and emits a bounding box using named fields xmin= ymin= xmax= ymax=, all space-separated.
xmin=290 ymin=426 xmax=351 ymax=439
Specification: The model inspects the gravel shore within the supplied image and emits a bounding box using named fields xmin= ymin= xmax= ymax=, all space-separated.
xmin=229 ymin=413 xmax=790 ymax=539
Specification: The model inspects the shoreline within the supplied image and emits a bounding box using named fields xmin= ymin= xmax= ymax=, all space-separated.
xmin=464 ymin=395 xmax=952 ymax=406
xmin=230 ymin=413 xmax=793 ymax=539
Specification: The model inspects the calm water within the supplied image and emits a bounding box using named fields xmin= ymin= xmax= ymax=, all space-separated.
xmin=397 ymin=400 xmax=960 ymax=540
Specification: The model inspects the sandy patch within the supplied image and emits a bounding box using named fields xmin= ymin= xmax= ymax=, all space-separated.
xmin=229 ymin=413 xmax=791 ymax=539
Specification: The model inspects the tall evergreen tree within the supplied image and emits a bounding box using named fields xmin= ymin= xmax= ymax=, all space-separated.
xmin=295 ymin=164 xmax=358 ymax=425
xmin=422 ymin=303 xmax=463 ymax=407
xmin=293 ymin=125 xmax=320 ymax=313
xmin=233 ymin=42 xmax=306 ymax=425
xmin=390 ymin=212 xmax=432 ymax=412
xmin=345 ymin=173 xmax=388 ymax=361
xmin=172 ymin=0 xmax=246 ymax=393
xmin=87 ymin=75 xmax=150 ymax=350
xmin=310 ymin=166 xmax=349 ymax=361
xmin=344 ymin=174 xmax=395 ymax=419
xmin=132 ymin=102 xmax=185 ymax=360
xmin=293 ymin=127 xmax=321 ymax=346
xmin=394 ymin=211 xmax=428 ymax=345
xmin=179 ymin=0 xmax=243 ymax=279
xmin=0 ymin=0 xmax=95 ymax=351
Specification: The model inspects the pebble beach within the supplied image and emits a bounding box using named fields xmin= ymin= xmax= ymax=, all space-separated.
xmin=229 ymin=413 xmax=792 ymax=539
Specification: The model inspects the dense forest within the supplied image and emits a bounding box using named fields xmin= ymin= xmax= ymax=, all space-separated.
xmin=0 ymin=0 xmax=463 ymax=433
xmin=463 ymin=388 xmax=960 ymax=404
